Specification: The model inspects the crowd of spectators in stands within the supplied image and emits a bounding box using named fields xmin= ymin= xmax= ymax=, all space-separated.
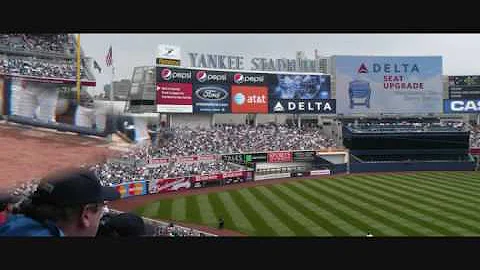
xmin=347 ymin=121 xmax=466 ymax=132
xmin=148 ymin=161 xmax=240 ymax=180
xmin=152 ymin=123 xmax=337 ymax=158
xmin=9 ymin=180 xmax=40 ymax=202
xmin=0 ymin=34 xmax=73 ymax=55
xmin=152 ymin=222 xmax=208 ymax=237
xmin=93 ymin=159 xmax=241 ymax=184
xmin=0 ymin=56 xmax=86 ymax=80
xmin=470 ymin=125 xmax=480 ymax=148
xmin=0 ymin=34 xmax=90 ymax=80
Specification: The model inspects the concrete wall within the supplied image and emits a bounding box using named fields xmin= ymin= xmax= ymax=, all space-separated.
xmin=255 ymin=114 xmax=288 ymax=124
xmin=171 ymin=114 xmax=211 ymax=128
xmin=213 ymin=114 xmax=247 ymax=125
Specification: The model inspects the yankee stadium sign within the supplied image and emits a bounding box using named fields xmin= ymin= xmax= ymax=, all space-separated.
xmin=187 ymin=52 xmax=328 ymax=73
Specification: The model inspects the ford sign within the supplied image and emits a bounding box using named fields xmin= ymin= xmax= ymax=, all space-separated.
xmin=195 ymin=86 xmax=228 ymax=101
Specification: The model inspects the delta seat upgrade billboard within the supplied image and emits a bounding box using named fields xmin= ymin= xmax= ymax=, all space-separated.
xmin=333 ymin=56 xmax=443 ymax=115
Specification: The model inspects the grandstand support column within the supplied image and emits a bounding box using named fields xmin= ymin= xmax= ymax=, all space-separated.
xmin=346 ymin=153 xmax=351 ymax=174
xmin=211 ymin=114 xmax=215 ymax=127
xmin=76 ymin=34 xmax=81 ymax=103
xmin=254 ymin=114 xmax=258 ymax=127
xmin=477 ymin=113 xmax=480 ymax=125
xmin=298 ymin=115 xmax=301 ymax=128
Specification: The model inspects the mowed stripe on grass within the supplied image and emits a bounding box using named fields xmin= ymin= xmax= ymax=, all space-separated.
xmin=135 ymin=172 xmax=480 ymax=236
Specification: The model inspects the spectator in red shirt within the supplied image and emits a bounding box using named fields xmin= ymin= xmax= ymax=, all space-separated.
xmin=0 ymin=192 xmax=19 ymax=226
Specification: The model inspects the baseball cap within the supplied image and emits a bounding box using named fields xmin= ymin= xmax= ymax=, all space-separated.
xmin=97 ymin=212 xmax=146 ymax=237
xmin=0 ymin=191 xmax=21 ymax=207
xmin=31 ymin=168 xmax=120 ymax=206
xmin=0 ymin=192 xmax=15 ymax=205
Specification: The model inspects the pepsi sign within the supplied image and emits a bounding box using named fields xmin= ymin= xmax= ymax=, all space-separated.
xmin=232 ymin=73 xmax=265 ymax=85
xmin=157 ymin=67 xmax=192 ymax=82
xmin=195 ymin=70 xmax=228 ymax=83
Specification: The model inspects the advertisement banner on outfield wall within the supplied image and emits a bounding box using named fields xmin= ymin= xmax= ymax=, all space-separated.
xmin=115 ymin=181 xmax=148 ymax=198
xmin=193 ymin=173 xmax=223 ymax=182
xmin=245 ymin=153 xmax=268 ymax=163
xmin=310 ymin=169 xmax=331 ymax=176
xmin=255 ymin=173 xmax=291 ymax=181
xmin=244 ymin=171 xmax=254 ymax=181
xmin=222 ymin=171 xmax=244 ymax=179
xmin=267 ymin=151 xmax=293 ymax=163
xmin=333 ymin=55 xmax=443 ymax=115
xmin=222 ymin=154 xmax=246 ymax=164
xmin=222 ymin=171 xmax=248 ymax=185
xmin=149 ymin=177 xmax=192 ymax=194
xmin=293 ymin=151 xmax=316 ymax=162
xmin=291 ymin=171 xmax=311 ymax=177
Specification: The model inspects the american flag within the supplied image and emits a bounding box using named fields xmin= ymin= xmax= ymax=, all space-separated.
xmin=105 ymin=46 xmax=113 ymax=67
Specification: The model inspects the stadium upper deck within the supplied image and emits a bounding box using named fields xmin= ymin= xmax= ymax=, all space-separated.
xmin=345 ymin=122 xmax=466 ymax=133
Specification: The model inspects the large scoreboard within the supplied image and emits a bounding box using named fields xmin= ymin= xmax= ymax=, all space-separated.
xmin=448 ymin=76 xmax=480 ymax=99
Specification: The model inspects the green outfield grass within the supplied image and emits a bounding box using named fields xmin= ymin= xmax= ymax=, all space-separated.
xmin=134 ymin=171 xmax=480 ymax=236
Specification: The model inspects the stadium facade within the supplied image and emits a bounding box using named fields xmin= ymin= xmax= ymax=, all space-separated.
xmin=126 ymin=53 xmax=472 ymax=132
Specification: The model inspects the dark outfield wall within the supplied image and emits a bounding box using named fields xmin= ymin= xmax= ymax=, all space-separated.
xmin=350 ymin=161 xmax=475 ymax=173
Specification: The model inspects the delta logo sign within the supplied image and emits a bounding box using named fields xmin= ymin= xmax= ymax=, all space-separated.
xmin=356 ymin=62 xmax=424 ymax=90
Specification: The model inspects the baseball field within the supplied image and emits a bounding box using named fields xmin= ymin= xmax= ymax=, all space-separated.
xmin=134 ymin=171 xmax=480 ymax=236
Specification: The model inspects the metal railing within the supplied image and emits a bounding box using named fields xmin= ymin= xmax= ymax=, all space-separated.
xmin=109 ymin=209 xmax=217 ymax=237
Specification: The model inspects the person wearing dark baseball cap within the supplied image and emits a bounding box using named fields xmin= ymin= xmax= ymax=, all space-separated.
xmin=96 ymin=212 xmax=146 ymax=237
xmin=0 ymin=168 xmax=120 ymax=237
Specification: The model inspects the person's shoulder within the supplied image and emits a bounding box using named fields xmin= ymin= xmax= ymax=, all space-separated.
xmin=0 ymin=214 xmax=56 ymax=237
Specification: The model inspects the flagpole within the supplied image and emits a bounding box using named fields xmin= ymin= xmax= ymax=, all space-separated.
xmin=110 ymin=45 xmax=114 ymax=102
xmin=76 ymin=34 xmax=81 ymax=104
xmin=110 ymin=46 xmax=115 ymax=141
xmin=110 ymin=68 xmax=115 ymax=102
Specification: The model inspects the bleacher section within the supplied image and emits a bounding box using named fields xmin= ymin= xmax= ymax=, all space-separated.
xmin=342 ymin=120 xmax=475 ymax=172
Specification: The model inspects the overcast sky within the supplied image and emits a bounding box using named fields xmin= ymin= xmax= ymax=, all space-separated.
xmin=80 ymin=34 xmax=480 ymax=95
